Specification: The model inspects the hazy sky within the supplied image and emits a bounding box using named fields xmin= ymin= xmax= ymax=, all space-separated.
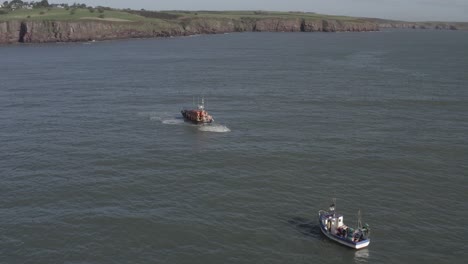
xmin=49 ymin=0 xmax=468 ymax=22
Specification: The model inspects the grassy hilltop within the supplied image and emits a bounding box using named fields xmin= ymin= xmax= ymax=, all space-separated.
xmin=0 ymin=6 xmax=366 ymax=23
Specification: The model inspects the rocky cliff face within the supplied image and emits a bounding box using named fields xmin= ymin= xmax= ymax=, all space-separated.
xmin=0 ymin=20 xmax=18 ymax=43
xmin=1 ymin=20 xmax=169 ymax=43
xmin=379 ymin=22 xmax=462 ymax=30
xmin=180 ymin=17 xmax=379 ymax=33
xmin=0 ymin=17 xmax=380 ymax=44
xmin=2 ymin=15 xmax=467 ymax=45
xmin=309 ymin=19 xmax=378 ymax=32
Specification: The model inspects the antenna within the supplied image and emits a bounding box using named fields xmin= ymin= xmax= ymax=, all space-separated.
xmin=357 ymin=209 xmax=362 ymax=229
xmin=330 ymin=198 xmax=336 ymax=216
xmin=197 ymin=96 xmax=205 ymax=110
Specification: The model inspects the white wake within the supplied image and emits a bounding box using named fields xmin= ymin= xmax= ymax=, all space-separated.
xmin=138 ymin=112 xmax=185 ymax=125
xmin=162 ymin=118 xmax=185 ymax=125
xmin=198 ymin=124 xmax=231 ymax=133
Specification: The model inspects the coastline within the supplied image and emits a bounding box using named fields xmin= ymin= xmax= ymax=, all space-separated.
xmin=0 ymin=18 xmax=379 ymax=45
xmin=1 ymin=10 xmax=466 ymax=45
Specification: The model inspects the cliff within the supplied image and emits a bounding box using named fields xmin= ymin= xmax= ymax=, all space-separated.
xmin=2 ymin=8 xmax=466 ymax=45
xmin=0 ymin=17 xmax=379 ymax=44
xmin=378 ymin=22 xmax=467 ymax=30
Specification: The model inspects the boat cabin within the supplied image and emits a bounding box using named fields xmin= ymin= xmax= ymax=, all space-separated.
xmin=326 ymin=214 xmax=344 ymax=234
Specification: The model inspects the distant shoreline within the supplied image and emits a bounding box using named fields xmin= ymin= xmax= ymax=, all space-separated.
xmin=1 ymin=9 xmax=466 ymax=45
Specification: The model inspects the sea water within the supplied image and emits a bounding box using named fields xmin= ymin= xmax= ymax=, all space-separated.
xmin=1 ymin=30 xmax=467 ymax=263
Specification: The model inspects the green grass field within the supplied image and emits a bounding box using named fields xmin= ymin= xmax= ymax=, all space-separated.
xmin=3 ymin=7 xmax=465 ymax=30
xmin=0 ymin=7 xmax=146 ymax=21
xmin=0 ymin=7 xmax=361 ymax=22
xmin=168 ymin=10 xmax=359 ymax=21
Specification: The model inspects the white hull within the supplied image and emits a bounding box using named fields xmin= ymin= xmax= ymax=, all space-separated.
xmin=319 ymin=227 xmax=370 ymax=249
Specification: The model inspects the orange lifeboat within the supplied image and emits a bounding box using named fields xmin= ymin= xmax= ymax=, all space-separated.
xmin=181 ymin=98 xmax=214 ymax=124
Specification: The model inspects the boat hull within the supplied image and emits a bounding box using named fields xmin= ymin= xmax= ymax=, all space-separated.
xmin=318 ymin=212 xmax=370 ymax=249
xmin=181 ymin=110 xmax=213 ymax=124
xmin=181 ymin=116 xmax=213 ymax=124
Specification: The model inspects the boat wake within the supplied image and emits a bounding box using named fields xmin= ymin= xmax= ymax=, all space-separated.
xmin=162 ymin=118 xmax=185 ymax=125
xmin=198 ymin=124 xmax=231 ymax=133
xmin=138 ymin=111 xmax=161 ymax=120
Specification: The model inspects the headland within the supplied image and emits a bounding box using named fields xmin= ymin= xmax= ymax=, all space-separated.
xmin=1 ymin=6 xmax=467 ymax=44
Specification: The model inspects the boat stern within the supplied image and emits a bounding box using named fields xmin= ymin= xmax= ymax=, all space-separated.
xmin=354 ymin=239 xmax=370 ymax=249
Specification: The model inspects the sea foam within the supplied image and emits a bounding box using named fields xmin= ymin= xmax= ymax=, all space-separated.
xmin=198 ymin=124 xmax=231 ymax=133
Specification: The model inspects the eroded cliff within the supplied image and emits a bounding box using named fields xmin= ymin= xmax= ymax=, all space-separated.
xmin=0 ymin=17 xmax=380 ymax=44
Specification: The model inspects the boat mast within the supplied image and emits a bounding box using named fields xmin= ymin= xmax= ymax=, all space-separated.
xmin=357 ymin=209 xmax=362 ymax=229
xmin=330 ymin=198 xmax=336 ymax=216
xmin=197 ymin=96 xmax=205 ymax=110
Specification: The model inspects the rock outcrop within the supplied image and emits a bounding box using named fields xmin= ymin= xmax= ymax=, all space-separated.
xmin=0 ymin=17 xmax=380 ymax=44
xmin=377 ymin=21 xmax=468 ymax=30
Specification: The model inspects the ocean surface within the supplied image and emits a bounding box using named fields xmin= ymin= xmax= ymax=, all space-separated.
xmin=1 ymin=30 xmax=467 ymax=264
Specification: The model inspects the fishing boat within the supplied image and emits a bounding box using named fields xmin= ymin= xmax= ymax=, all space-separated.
xmin=318 ymin=199 xmax=370 ymax=249
xmin=181 ymin=97 xmax=214 ymax=124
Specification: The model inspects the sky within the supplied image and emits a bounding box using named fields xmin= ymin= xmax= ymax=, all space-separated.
xmin=49 ymin=0 xmax=468 ymax=22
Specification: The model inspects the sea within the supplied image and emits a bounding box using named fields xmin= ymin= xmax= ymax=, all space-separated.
xmin=1 ymin=30 xmax=467 ymax=264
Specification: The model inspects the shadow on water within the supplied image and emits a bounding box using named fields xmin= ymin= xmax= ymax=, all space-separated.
xmin=287 ymin=216 xmax=323 ymax=239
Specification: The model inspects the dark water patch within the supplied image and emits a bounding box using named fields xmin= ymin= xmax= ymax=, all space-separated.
xmin=287 ymin=217 xmax=322 ymax=238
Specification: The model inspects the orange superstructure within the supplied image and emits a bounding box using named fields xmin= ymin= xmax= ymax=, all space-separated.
xmin=181 ymin=98 xmax=214 ymax=124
